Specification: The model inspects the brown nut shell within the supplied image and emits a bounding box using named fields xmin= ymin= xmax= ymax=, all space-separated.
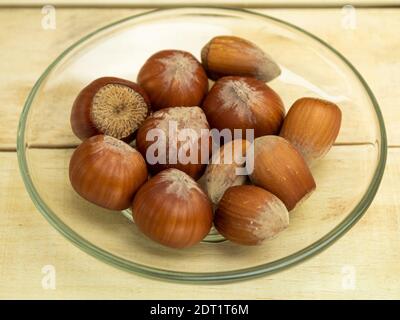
xmin=132 ymin=168 xmax=213 ymax=248
xmin=198 ymin=139 xmax=250 ymax=205
xmin=137 ymin=50 xmax=208 ymax=110
xmin=201 ymin=35 xmax=281 ymax=82
xmin=280 ymin=97 xmax=342 ymax=166
xmin=248 ymin=136 xmax=316 ymax=211
xmin=202 ymin=76 xmax=285 ymax=138
xmin=70 ymin=77 xmax=150 ymax=142
xmin=69 ymin=135 xmax=148 ymax=210
xmin=136 ymin=106 xmax=211 ymax=179
xmin=215 ymin=185 xmax=289 ymax=245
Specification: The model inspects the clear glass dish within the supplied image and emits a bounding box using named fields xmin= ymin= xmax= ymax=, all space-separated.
xmin=17 ymin=7 xmax=387 ymax=282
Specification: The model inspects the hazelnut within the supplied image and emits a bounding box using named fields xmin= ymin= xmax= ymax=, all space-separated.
xmin=201 ymin=35 xmax=281 ymax=81
xmin=137 ymin=50 xmax=208 ymax=110
xmin=132 ymin=168 xmax=213 ymax=248
xmin=136 ymin=106 xmax=211 ymax=179
xmin=280 ymin=97 xmax=342 ymax=166
xmin=215 ymin=185 xmax=289 ymax=245
xmin=202 ymin=76 xmax=285 ymax=138
xmin=249 ymin=135 xmax=316 ymax=211
xmin=70 ymin=77 xmax=150 ymax=142
xmin=69 ymin=135 xmax=148 ymax=210
xmin=199 ymin=139 xmax=250 ymax=205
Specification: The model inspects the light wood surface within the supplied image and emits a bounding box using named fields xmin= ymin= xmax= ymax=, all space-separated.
xmin=1 ymin=149 xmax=399 ymax=299
xmin=0 ymin=1 xmax=398 ymax=8
xmin=0 ymin=7 xmax=399 ymax=299
xmin=1 ymin=8 xmax=399 ymax=150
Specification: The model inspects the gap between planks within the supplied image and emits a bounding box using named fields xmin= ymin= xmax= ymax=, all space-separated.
xmin=0 ymin=3 xmax=399 ymax=9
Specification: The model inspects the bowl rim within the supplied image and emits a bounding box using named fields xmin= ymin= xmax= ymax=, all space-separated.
xmin=17 ymin=7 xmax=387 ymax=283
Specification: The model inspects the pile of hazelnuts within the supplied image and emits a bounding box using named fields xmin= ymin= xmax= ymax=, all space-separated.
xmin=69 ymin=35 xmax=342 ymax=248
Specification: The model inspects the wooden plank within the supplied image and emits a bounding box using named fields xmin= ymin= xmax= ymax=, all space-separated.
xmin=22 ymin=145 xmax=378 ymax=273
xmin=23 ymin=9 xmax=381 ymax=147
xmin=0 ymin=1 xmax=398 ymax=8
xmin=0 ymin=8 xmax=144 ymax=150
xmin=1 ymin=146 xmax=397 ymax=299
xmin=0 ymin=6 xmax=397 ymax=300
xmin=0 ymin=8 xmax=398 ymax=149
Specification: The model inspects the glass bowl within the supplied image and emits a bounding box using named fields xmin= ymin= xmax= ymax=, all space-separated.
xmin=17 ymin=7 xmax=387 ymax=282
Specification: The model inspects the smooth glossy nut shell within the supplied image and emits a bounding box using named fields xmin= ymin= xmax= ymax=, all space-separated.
xmin=132 ymin=168 xmax=213 ymax=248
xmin=69 ymin=135 xmax=148 ymax=210
xmin=215 ymin=185 xmax=289 ymax=245
xmin=201 ymin=35 xmax=281 ymax=81
xmin=249 ymin=135 xmax=316 ymax=211
xmin=202 ymin=76 xmax=285 ymax=138
xmin=280 ymin=97 xmax=342 ymax=166
xmin=137 ymin=50 xmax=208 ymax=110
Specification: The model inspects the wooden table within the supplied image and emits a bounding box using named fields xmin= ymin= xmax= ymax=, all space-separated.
xmin=1 ymin=4 xmax=399 ymax=299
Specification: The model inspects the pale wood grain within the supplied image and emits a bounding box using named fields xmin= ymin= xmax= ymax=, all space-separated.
xmin=0 ymin=148 xmax=398 ymax=299
xmin=0 ymin=7 xmax=398 ymax=299
xmin=0 ymin=8 xmax=398 ymax=149
xmin=20 ymin=145 xmax=377 ymax=274
xmin=0 ymin=0 xmax=398 ymax=7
